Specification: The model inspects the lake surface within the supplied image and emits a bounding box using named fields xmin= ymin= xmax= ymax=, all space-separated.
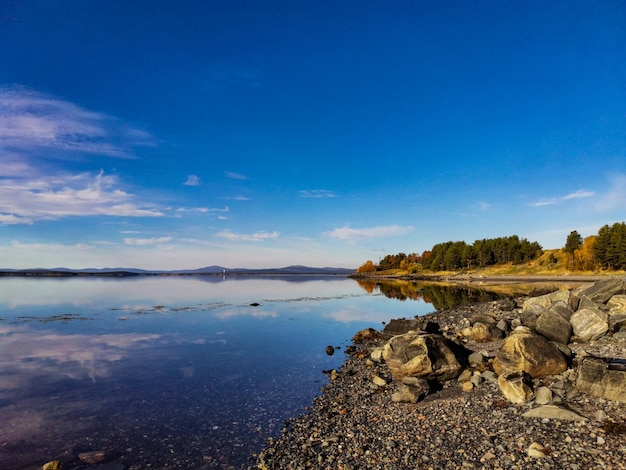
xmin=0 ymin=276 xmax=446 ymax=469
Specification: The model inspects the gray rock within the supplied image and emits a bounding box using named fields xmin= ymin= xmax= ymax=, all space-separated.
xmin=575 ymin=278 xmax=626 ymax=304
xmin=496 ymin=318 xmax=509 ymax=334
xmin=570 ymin=306 xmax=609 ymax=342
xmin=535 ymin=308 xmax=572 ymax=345
xmin=549 ymin=300 xmax=574 ymax=320
xmin=468 ymin=350 xmax=486 ymax=366
xmin=609 ymin=314 xmax=626 ymax=332
xmin=481 ymin=370 xmax=497 ymax=383
xmin=575 ymin=356 xmax=626 ymax=403
xmin=523 ymin=289 xmax=572 ymax=312
xmin=520 ymin=303 xmax=546 ymax=330
xmin=522 ymin=404 xmax=588 ymax=421
xmin=535 ymin=386 xmax=553 ymax=405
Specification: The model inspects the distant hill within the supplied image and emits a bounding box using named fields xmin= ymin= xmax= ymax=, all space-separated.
xmin=0 ymin=265 xmax=355 ymax=277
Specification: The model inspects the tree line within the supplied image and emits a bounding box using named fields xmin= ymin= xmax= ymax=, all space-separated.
xmin=356 ymin=221 xmax=626 ymax=273
xmin=565 ymin=222 xmax=626 ymax=271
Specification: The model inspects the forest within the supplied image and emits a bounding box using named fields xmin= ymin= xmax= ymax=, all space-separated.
xmin=356 ymin=221 xmax=626 ymax=273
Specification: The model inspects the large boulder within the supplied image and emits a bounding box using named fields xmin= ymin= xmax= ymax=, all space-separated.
xmin=570 ymin=306 xmax=609 ymax=342
xmin=574 ymin=278 xmax=626 ymax=305
xmin=535 ymin=302 xmax=573 ymax=345
xmin=382 ymin=331 xmax=464 ymax=381
xmin=493 ymin=327 xmax=567 ymax=378
xmin=522 ymin=289 xmax=572 ymax=312
xmin=575 ymin=356 xmax=626 ymax=403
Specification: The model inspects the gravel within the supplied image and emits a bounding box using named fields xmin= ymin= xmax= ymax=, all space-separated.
xmin=253 ymin=298 xmax=626 ymax=470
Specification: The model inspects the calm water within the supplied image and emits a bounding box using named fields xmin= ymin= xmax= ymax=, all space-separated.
xmin=0 ymin=276 xmax=438 ymax=469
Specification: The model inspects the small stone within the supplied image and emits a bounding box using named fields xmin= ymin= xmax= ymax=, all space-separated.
xmin=325 ymin=345 xmax=335 ymax=355
xmin=597 ymin=436 xmax=606 ymax=445
xmin=79 ymin=451 xmax=107 ymax=464
xmin=594 ymin=410 xmax=607 ymax=422
xmin=461 ymin=381 xmax=474 ymax=392
xmin=535 ymin=386 xmax=553 ymax=405
xmin=43 ymin=462 xmax=62 ymax=470
xmin=527 ymin=442 xmax=545 ymax=458
xmin=457 ymin=369 xmax=472 ymax=382
xmin=372 ymin=375 xmax=387 ymax=387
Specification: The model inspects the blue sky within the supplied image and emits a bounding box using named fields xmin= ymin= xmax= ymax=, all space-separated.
xmin=1 ymin=1 xmax=625 ymax=270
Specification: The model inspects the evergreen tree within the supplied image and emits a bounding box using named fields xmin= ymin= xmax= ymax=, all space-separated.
xmin=564 ymin=230 xmax=583 ymax=255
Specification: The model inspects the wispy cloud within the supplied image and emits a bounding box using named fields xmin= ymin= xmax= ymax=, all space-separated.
xmin=221 ymin=195 xmax=250 ymax=201
xmin=298 ymin=189 xmax=336 ymax=198
xmin=123 ymin=237 xmax=172 ymax=246
xmin=225 ymin=171 xmax=248 ymax=180
xmin=0 ymin=170 xmax=163 ymax=225
xmin=529 ymin=189 xmax=595 ymax=207
xmin=0 ymin=86 xmax=155 ymax=159
xmin=183 ymin=174 xmax=200 ymax=186
xmin=216 ymin=230 xmax=279 ymax=242
xmin=176 ymin=206 xmax=229 ymax=214
xmin=324 ymin=224 xmax=414 ymax=242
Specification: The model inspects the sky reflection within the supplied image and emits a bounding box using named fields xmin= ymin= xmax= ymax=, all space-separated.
xmin=0 ymin=276 xmax=432 ymax=468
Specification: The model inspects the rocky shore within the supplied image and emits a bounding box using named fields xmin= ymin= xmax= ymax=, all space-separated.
xmin=253 ymin=278 xmax=626 ymax=469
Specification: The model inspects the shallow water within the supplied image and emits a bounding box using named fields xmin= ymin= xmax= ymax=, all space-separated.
xmin=0 ymin=276 xmax=436 ymax=469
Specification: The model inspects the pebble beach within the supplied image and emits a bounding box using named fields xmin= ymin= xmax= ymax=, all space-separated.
xmin=253 ymin=297 xmax=626 ymax=470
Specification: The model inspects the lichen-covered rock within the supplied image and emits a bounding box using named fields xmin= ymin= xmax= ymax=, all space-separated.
xmin=570 ymin=306 xmax=609 ymax=342
xmin=493 ymin=327 xmax=567 ymax=378
xmin=575 ymin=356 xmax=626 ymax=403
xmin=382 ymin=331 xmax=464 ymax=381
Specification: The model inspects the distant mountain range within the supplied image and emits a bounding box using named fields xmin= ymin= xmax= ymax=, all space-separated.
xmin=0 ymin=265 xmax=355 ymax=277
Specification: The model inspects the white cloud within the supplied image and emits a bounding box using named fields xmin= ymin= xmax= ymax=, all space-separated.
xmin=123 ymin=237 xmax=173 ymax=246
xmin=176 ymin=206 xmax=228 ymax=214
xmin=225 ymin=171 xmax=248 ymax=180
xmin=216 ymin=230 xmax=280 ymax=242
xmin=324 ymin=224 xmax=414 ymax=242
xmin=0 ymin=170 xmax=164 ymax=224
xmin=184 ymin=174 xmax=200 ymax=186
xmin=530 ymin=189 xmax=595 ymax=207
xmin=0 ymin=86 xmax=155 ymax=159
xmin=222 ymin=195 xmax=250 ymax=201
xmin=298 ymin=189 xmax=336 ymax=198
